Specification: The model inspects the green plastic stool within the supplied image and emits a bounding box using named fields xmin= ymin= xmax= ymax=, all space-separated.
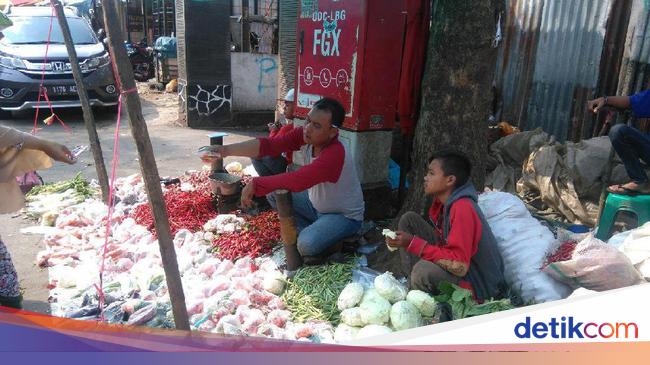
xmin=595 ymin=193 xmax=650 ymax=241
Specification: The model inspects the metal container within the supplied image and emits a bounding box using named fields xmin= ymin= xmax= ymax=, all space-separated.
xmin=208 ymin=172 xmax=241 ymax=196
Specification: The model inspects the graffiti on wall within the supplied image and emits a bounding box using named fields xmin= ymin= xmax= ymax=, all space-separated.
xmin=300 ymin=0 xmax=318 ymax=18
xmin=179 ymin=83 xmax=232 ymax=117
xmin=255 ymin=56 xmax=278 ymax=94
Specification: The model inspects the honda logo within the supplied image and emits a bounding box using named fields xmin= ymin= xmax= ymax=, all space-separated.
xmin=51 ymin=61 xmax=65 ymax=72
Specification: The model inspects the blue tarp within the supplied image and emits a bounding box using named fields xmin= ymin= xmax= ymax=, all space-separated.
xmin=388 ymin=159 xmax=408 ymax=190
xmin=153 ymin=36 xmax=177 ymax=59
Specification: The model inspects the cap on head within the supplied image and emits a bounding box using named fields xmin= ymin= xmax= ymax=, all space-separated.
xmin=284 ymin=88 xmax=295 ymax=102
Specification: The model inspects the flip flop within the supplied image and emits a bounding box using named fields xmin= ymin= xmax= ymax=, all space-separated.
xmin=607 ymin=184 xmax=625 ymax=194
xmin=608 ymin=184 xmax=650 ymax=196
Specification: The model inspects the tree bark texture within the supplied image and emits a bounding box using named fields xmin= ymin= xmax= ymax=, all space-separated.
xmin=400 ymin=0 xmax=503 ymax=216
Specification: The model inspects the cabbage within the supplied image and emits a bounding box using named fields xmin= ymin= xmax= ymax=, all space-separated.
xmin=41 ymin=211 xmax=59 ymax=227
xmin=334 ymin=324 xmax=361 ymax=343
xmin=337 ymin=282 xmax=365 ymax=310
xmin=406 ymin=290 xmax=437 ymax=317
xmin=382 ymin=229 xmax=399 ymax=252
xmin=374 ymin=272 xmax=407 ymax=303
xmin=382 ymin=229 xmax=397 ymax=240
xmin=263 ymin=271 xmax=286 ymax=295
xmin=359 ymin=289 xmax=391 ymax=325
xmin=340 ymin=307 xmax=365 ymax=327
xmin=357 ymin=324 xmax=393 ymax=339
xmin=362 ymin=288 xmax=383 ymax=302
xmin=390 ymin=300 xmax=422 ymax=331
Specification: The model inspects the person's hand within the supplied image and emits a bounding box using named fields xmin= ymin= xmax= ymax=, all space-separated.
xmin=43 ymin=141 xmax=75 ymax=164
xmin=385 ymin=231 xmax=413 ymax=249
xmin=240 ymin=182 xmax=255 ymax=209
xmin=197 ymin=145 xmax=226 ymax=163
xmin=588 ymin=97 xmax=606 ymax=114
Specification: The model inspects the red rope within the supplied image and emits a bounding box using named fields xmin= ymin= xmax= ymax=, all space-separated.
xmin=32 ymin=2 xmax=71 ymax=134
xmin=96 ymin=87 xmax=137 ymax=321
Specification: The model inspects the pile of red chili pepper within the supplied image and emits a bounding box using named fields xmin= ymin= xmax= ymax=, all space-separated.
xmin=211 ymin=210 xmax=281 ymax=260
xmin=131 ymin=172 xmax=217 ymax=237
xmin=543 ymin=240 xmax=578 ymax=268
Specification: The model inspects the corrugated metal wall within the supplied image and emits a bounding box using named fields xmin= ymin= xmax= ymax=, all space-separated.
xmin=497 ymin=0 xmax=650 ymax=141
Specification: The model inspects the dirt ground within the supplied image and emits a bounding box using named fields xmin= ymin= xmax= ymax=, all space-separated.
xmin=0 ymin=85 xmax=265 ymax=313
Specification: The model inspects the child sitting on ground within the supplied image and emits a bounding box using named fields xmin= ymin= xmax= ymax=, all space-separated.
xmin=386 ymin=150 xmax=507 ymax=301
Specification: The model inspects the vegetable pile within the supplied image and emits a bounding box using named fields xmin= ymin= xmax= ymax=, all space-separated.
xmin=334 ymin=272 xmax=434 ymax=342
xmin=211 ymin=211 xmax=281 ymax=260
xmin=131 ymin=179 xmax=217 ymax=237
xmin=27 ymin=172 xmax=97 ymax=199
xmin=334 ymin=272 xmax=515 ymax=342
xmin=32 ymin=173 xmax=336 ymax=343
xmin=433 ymin=282 xmax=514 ymax=320
xmin=282 ymin=260 xmax=356 ymax=325
xmin=23 ymin=173 xmax=98 ymax=222
xmin=543 ymin=240 xmax=578 ymax=267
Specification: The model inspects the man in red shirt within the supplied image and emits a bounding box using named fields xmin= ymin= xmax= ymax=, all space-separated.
xmin=386 ymin=150 xmax=506 ymax=301
xmin=252 ymin=89 xmax=295 ymax=177
xmin=201 ymin=98 xmax=364 ymax=264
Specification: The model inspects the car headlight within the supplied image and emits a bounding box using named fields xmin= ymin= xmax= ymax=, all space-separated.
xmin=81 ymin=53 xmax=111 ymax=71
xmin=0 ymin=55 xmax=26 ymax=70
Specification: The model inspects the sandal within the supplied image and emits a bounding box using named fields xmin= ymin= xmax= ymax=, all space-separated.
xmin=607 ymin=184 xmax=650 ymax=196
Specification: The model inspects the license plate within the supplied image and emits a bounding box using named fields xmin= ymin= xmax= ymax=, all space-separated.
xmin=48 ymin=85 xmax=77 ymax=95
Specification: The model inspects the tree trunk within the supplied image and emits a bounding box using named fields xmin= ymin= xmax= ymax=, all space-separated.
xmin=400 ymin=0 xmax=503 ymax=216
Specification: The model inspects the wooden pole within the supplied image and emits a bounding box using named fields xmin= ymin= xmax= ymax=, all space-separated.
xmin=242 ymin=0 xmax=250 ymax=52
xmin=100 ymin=0 xmax=190 ymax=331
xmin=275 ymin=190 xmax=302 ymax=272
xmin=51 ymin=0 xmax=110 ymax=203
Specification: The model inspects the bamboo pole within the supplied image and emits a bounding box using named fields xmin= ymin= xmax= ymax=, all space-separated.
xmin=100 ymin=0 xmax=190 ymax=331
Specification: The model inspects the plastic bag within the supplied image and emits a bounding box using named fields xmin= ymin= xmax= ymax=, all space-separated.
xmin=406 ymin=290 xmax=436 ymax=317
xmin=340 ymin=307 xmax=365 ymax=327
xmin=337 ymin=282 xmax=365 ymax=310
xmin=359 ymin=289 xmax=391 ymax=325
xmin=16 ymin=171 xmax=44 ymax=194
xmin=478 ymin=192 xmax=573 ymax=302
xmin=351 ymin=267 xmax=382 ymax=289
xmin=374 ymin=272 xmax=407 ymax=303
xmin=334 ymin=324 xmax=360 ymax=343
xmin=356 ymin=324 xmax=393 ymax=339
xmin=127 ymin=303 xmax=156 ymax=325
xmin=615 ymin=223 xmax=650 ymax=281
xmin=241 ymin=308 xmax=266 ymax=334
xmin=543 ymin=234 xmax=645 ymax=291
xmin=267 ymin=309 xmax=291 ymax=328
xmin=262 ymin=271 xmax=286 ymax=295
xmin=390 ymin=300 xmax=421 ymax=331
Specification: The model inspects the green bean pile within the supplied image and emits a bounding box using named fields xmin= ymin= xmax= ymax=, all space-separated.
xmin=27 ymin=173 xmax=96 ymax=199
xmin=282 ymin=260 xmax=356 ymax=325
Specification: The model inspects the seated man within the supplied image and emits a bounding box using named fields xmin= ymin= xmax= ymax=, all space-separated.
xmin=588 ymin=89 xmax=650 ymax=195
xmin=386 ymin=150 xmax=506 ymax=301
xmin=251 ymin=88 xmax=295 ymax=177
xmin=201 ymin=98 xmax=364 ymax=261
